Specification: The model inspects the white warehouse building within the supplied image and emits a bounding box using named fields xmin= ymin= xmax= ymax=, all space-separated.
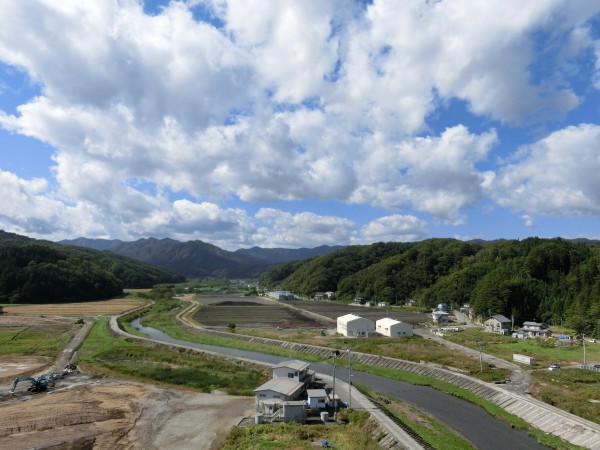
xmin=376 ymin=318 xmax=413 ymax=337
xmin=337 ymin=314 xmax=375 ymax=337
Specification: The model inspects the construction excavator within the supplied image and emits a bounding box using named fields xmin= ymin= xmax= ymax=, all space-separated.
xmin=9 ymin=364 xmax=78 ymax=395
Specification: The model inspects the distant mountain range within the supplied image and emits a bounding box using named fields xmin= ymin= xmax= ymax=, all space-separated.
xmin=0 ymin=230 xmax=183 ymax=303
xmin=59 ymin=237 xmax=344 ymax=279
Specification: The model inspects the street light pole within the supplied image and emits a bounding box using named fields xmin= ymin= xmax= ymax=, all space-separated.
xmin=478 ymin=342 xmax=484 ymax=373
xmin=583 ymin=334 xmax=587 ymax=365
xmin=347 ymin=347 xmax=352 ymax=409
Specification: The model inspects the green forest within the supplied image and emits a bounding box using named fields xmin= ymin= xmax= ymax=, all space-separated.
xmin=0 ymin=231 xmax=184 ymax=304
xmin=260 ymin=238 xmax=600 ymax=337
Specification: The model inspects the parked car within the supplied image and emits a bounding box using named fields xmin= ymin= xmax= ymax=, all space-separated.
xmin=549 ymin=363 xmax=561 ymax=371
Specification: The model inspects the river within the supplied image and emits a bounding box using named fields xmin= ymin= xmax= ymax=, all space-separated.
xmin=131 ymin=318 xmax=547 ymax=450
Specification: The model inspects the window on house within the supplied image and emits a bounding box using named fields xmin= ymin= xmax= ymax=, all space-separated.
xmin=288 ymin=373 xmax=294 ymax=378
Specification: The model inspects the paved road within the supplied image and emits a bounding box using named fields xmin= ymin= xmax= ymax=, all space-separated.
xmin=130 ymin=319 xmax=547 ymax=450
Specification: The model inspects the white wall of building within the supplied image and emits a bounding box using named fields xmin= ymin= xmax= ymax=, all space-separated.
xmin=376 ymin=318 xmax=413 ymax=337
xmin=337 ymin=314 xmax=375 ymax=337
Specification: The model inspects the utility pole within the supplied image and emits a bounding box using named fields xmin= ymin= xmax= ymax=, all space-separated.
xmin=478 ymin=342 xmax=484 ymax=373
xmin=583 ymin=334 xmax=587 ymax=365
xmin=347 ymin=347 xmax=352 ymax=409
xmin=332 ymin=350 xmax=340 ymax=417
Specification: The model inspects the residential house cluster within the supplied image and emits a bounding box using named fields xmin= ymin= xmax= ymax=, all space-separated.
xmin=513 ymin=321 xmax=552 ymax=339
xmin=482 ymin=316 xmax=553 ymax=339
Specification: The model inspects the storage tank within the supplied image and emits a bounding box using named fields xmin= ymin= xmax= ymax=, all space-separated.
xmin=320 ymin=411 xmax=329 ymax=423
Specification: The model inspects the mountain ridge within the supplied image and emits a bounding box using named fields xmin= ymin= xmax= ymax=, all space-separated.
xmin=59 ymin=237 xmax=344 ymax=279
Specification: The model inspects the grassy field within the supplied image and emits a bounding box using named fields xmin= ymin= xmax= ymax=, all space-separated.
xmin=442 ymin=328 xmax=600 ymax=367
xmin=3 ymin=297 xmax=147 ymax=316
xmin=0 ymin=323 xmax=75 ymax=357
xmin=530 ymin=368 xmax=600 ymax=425
xmin=77 ymin=316 xmax=270 ymax=395
xmin=440 ymin=327 xmax=600 ymax=370
xmin=220 ymin=410 xmax=381 ymax=450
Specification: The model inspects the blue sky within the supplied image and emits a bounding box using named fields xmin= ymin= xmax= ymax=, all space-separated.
xmin=1 ymin=1 xmax=600 ymax=250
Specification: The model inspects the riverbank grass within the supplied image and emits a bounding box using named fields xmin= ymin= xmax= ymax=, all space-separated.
xmin=76 ymin=317 xmax=270 ymax=395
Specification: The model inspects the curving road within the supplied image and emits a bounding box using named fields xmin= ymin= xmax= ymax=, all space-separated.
xmin=131 ymin=319 xmax=547 ymax=450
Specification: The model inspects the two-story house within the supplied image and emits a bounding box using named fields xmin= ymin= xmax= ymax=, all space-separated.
xmin=483 ymin=315 xmax=512 ymax=334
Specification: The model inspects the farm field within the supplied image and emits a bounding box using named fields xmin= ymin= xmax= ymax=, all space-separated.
xmin=193 ymin=296 xmax=331 ymax=329
xmin=2 ymin=297 xmax=147 ymax=316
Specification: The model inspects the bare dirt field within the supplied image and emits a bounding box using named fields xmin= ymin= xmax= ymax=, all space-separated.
xmin=0 ymin=355 xmax=54 ymax=383
xmin=2 ymin=297 xmax=147 ymax=316
xmin=0 ymin=373 xmax=255 ymax=450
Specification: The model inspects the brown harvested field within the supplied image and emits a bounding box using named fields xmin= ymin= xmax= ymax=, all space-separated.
xmin=193 ymin=296 xmax=331 ymax=329
xmin=3 ymin=297 xmax=147 ymax=316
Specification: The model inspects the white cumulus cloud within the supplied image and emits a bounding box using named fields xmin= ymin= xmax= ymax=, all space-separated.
xmin=0 ymin=1 xmax=599 ymax=246
xmin=490 ymin=123 xmax=600 ymax=216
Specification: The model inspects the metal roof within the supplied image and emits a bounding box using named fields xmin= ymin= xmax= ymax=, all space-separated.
xmin=489 ymin=315 xmax=511 ymax=323
xmin=337 ymin=313 xmax=374 ymax=324
xmin=306 ymin=389 xmax=327 ymax=398
xmin=254 ymin=378 xmax=305 ymax=396
xmin=376 ymin=317 xmax=406 ymax=326
xmin=272 ymin=359 xmax=310 ymax=371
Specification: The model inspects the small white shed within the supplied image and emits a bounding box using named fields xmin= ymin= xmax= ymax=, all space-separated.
xmin=337 ymin=314 xmax=375 ymax=337
xmin=306 ymin=389 xmax=329 ymax=409
xmin=376 ymin=318 xmax=413 ymax=337
xmin=282 ymin=401 xmax=307 ymax=424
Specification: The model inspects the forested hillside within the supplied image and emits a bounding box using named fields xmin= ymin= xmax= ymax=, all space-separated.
xmin=0 ymin=231 xmax=184 ymax=304
xmin=260 ymin=238 xmax=600 ymax=336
